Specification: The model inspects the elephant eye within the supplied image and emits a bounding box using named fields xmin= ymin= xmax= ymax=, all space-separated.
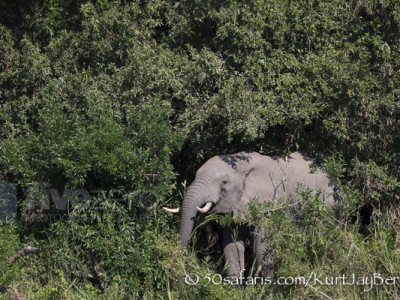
xmin=222 ymin=180 xmax=228 ymax=185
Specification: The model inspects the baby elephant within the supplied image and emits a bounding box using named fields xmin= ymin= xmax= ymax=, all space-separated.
xmin=164 ymin=152 xmax=335 ymax=278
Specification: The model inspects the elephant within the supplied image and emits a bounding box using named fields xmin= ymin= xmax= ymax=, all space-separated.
xmin=164 ymin=152 xmax=335 ymax=278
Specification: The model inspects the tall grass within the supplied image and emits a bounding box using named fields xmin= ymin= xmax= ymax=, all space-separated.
xmin=160 ymin=193 xmax=400 ymax=300
xmin=0 ymin=194 xmax=399 ymax=299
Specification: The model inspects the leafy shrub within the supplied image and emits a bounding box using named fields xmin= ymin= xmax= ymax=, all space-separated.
xmin=0 ymin=0 xmax=400 ymax=298
xmin=0 ymin=225 xmax=20 ymax=293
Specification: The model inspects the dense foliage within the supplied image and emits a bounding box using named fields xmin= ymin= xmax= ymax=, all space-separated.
xmin=0 ymin=0 xmax=399 ymax=299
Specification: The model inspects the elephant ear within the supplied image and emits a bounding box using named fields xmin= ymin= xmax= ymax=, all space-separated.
xmin=233 ymin=163 xmax=283 ymax=220
xmin=233 ymin=167 xmax=259 ymax=219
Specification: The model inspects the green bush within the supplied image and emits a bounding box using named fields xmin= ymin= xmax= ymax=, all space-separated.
xmin=0 ymin=0 xmax=399 ymax=298
xmin=0 ymin=225 xmax=20 ymax=293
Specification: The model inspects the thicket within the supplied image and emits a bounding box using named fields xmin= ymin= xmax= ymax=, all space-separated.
xmin=0 ymin=0 xmax=399 ymax=299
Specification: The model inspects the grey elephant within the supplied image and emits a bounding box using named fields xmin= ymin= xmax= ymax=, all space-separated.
xmin=164 ymin=152 xmax=335 ymax=278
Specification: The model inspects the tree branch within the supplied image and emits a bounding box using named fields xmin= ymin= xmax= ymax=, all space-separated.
xmin=8 ymin=246 xmax=39 ymax=264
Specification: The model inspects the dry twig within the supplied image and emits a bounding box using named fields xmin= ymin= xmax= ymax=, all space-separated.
xmin=8 ymin=246 xmax=39 ymax=264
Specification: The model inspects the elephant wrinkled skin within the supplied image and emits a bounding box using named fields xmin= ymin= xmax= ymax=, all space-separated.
xmin=165 ymin=152 xmax=335 ymax=278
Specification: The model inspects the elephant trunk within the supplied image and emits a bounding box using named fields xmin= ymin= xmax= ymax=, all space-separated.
xmin=179 ymin=179 xmax=209 ymax=246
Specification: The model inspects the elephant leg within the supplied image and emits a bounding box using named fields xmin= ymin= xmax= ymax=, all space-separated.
xmin=252 ymin=227 xmax=274 ymax=277
xmin=222 ymin=227 xmax=245 ymax=278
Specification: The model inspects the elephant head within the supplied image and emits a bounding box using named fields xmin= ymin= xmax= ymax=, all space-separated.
xmin=165 ymin=153 xmax=268 ymax=246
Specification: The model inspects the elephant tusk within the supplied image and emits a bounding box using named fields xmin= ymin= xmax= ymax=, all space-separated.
xmin=196 ymin=202 xmax=213 ymax=214
xmin=163 ymin=207 xmax=180 ymax=213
